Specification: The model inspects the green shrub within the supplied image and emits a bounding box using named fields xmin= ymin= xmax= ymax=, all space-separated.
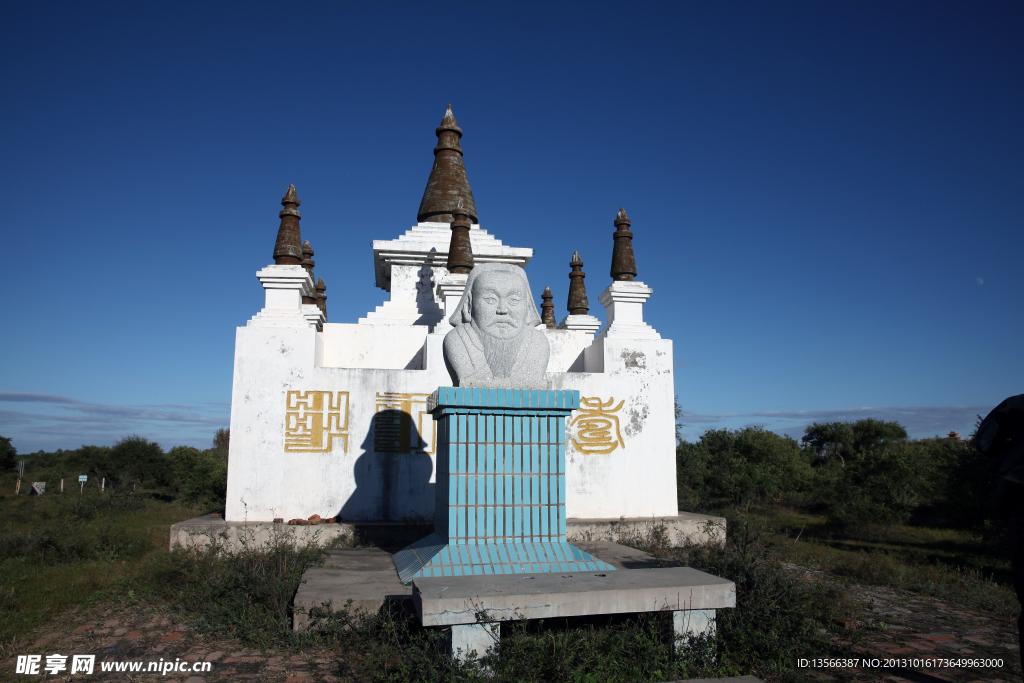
xmin=802 ymin=418 xmax=907 ymax=467
xmin=677 ymin=427 xmax=813 ymax=508
xmin=166 ymin=446 xmax=228 ymax=505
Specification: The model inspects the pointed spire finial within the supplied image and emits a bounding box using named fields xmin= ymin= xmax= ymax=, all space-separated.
xmin=301 ymin=240 xmax=316 ymax=304
xmin=442 ymin=103 xmax=456 ymax=125
xmin=273 ymin=184 xmax=303 ymax=265
xmin=315 ymin=277 xmax=327 ymax=321
xmin=567 ymin=251 xmax=589 ymax=315
xmin=417 ymin=105 xmax=479 ymax=224
xmin=610 ymin=206 xmax=637 ymax=281
xmin=446 ymin=200 xmax=474 ymax=274
xmin=541 ymin=286 xmax=556 ymax=328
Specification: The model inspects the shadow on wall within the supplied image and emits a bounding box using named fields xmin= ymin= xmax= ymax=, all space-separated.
xmin=338 ymin=410 xmax=435 ymax=522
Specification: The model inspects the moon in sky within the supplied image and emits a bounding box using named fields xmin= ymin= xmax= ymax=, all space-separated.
xmin=977 ymin=278 xmax=984 ymax=285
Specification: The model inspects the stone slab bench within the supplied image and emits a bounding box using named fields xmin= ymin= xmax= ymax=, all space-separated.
xmin=413 ymin=567 xmax=736 ymax=659
xmin=291 ymin=541 xmax=665 ymax=631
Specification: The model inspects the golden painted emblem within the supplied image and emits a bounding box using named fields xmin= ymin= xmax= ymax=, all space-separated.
xmin=374 ymin=392 xmax=436 ymax=454
xmin=570 ymin=396 xmax=626 ymax=455
xmin=284 ymin=391 xmax=350 ymax=453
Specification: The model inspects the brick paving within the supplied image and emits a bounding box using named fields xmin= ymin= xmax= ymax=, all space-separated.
xmin=789 ymin=566 xmax=1023 ymax=683
xmin=2 ymin=604 xmax=343 ymax=681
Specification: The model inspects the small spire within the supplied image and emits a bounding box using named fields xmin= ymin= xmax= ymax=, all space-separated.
xmin=541 ymin=286 xmax=556 ymax=328
xmin=301 ymin=240 xmax=316 ymax=305
xmin=315 ymin=277 xmax=327 ymax=321
xmin=446 ymin=199 xmax=474 ymax=274
xmin=441 ymin=103 xmax=456 ymax=126
xmin=567 ymin=251 xmax=589 ymax=315
xmin=417 ymin=105 xmax=479 ymax=224
xmin=273 ymin=184 xmax=303 ymax=265
xmin=610 ymin=206 xmax=637 ymax=281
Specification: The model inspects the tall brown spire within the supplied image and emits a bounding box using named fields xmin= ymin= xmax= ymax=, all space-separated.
xmin=417 ymin=105 xmax=479 ymax=224
xmin=541 ymin=286 xmax=556 ymax=328
xmin=301 ymin=240 xmax=316 ymax=305
xmin=446 ymin=200 xmax=474 ymax=274
xmin=274 ymin=185 xmax=303 ymax=265
xmin=315 ymin=277 xmax=327 ymax=320
xmin=610 ymin=207 xmax=637 ymax=281
xmin=567 ymin=251 xmax=589 ymax=315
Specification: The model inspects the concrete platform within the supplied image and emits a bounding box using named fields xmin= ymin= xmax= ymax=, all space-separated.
xmin=292 ymin=548 xmax=411 ymax=631
xmin=566 ymin=512 xmax=726 ymax=547
xmin=172 ymin=512 xmax=725 ymax=552
xmin=413 ymin=567 xmax=736 ymax=626
xmin=291 ymin=541 xmax=660 ymax=631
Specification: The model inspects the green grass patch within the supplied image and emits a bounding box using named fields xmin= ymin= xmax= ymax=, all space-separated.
xmin=0 ymin=490 xmax=201 ymax=649
xmin=724 ymin=505 xmax=1016 ymax=616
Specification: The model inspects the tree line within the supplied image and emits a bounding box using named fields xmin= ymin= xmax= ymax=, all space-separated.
xmin=0 ymin=429 xmax=229 ymax=506
xmin=677 ymin=418 xmax=995 ymax=530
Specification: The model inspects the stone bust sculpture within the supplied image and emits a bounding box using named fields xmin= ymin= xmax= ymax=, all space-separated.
xmin=443 ymin=263 xmax=550 ymax=388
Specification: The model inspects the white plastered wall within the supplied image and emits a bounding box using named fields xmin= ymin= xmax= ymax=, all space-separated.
xmin=225 ymin=324 xmax=677 ymax=522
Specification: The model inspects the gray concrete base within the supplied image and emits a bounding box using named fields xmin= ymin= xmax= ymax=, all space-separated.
xmin=169 ymin=514 xmax=434 ymax=552
xmin=292 ymin=548 xmax=411 ymax=631
xmin=673 ymin=608 xmax=716 ymax=654
xmin=566 ymin=512 xmax=726 ymax=547
xmin=171 ymin=512 xmax=724 ymax=553
xmin=450 ymin=622 xmax=499 ymax=660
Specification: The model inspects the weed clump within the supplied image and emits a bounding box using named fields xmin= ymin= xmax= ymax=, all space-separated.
xmin=629 ymin=517 xmax=840 ymax=682
xmin=147 ymin=532 xmax=331 ymax=647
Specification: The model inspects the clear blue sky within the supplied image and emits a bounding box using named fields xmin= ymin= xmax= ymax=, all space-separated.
xmin=1 ymin=1 xmax=1020 ymax=453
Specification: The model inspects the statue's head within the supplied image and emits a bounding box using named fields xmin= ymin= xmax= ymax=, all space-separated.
xmin=451 ymin=263 xmax=541 ymax=338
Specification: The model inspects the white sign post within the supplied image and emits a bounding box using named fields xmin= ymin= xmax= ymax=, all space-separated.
xmin=78 ymin=475 xmax=87 ymax=494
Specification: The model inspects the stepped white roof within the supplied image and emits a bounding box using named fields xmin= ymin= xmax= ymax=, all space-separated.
xmin=372 ymin=222 xmax=533 ymax=292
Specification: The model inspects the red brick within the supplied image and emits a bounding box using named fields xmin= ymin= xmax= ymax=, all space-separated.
xmin=126 ymin=631 xmax=142 ymax=639
xmin=72 ymin=625 xmax=92 ymax=634
xmin=965 ymin=636 xmax=992 ymax=645
xmin=161 ymin=632 xmax=184 ymax=643
xmin=285 ymin=675 xmax=312 ymax=683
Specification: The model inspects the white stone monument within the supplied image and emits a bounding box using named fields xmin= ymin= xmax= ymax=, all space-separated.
xmin=212 ymin=106 xmax=714 ymax=547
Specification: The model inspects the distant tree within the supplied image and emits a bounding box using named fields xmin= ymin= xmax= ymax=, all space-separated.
xmin=677 ymin=427 xmax=813 ymax=508
xmin=108 ymin=435 xmax=169 ymax=488
xmin=802 ymin=418 xmax=907 ymax=466
xmin=0 ymin=435 xmax=16 ymax=473
xmin=825 ymin=443 xmax=924 ymax=528
xmin=213 ymin=428 xmax=230 ymax=456
xmin=674 ymin=396 xmax=684 ymax=445
xmin=167 ymin=445 xmax=228 ymax=505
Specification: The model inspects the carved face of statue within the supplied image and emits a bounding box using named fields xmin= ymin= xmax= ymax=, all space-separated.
xmin=470 ymin=270 xmax=529 ymax=340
